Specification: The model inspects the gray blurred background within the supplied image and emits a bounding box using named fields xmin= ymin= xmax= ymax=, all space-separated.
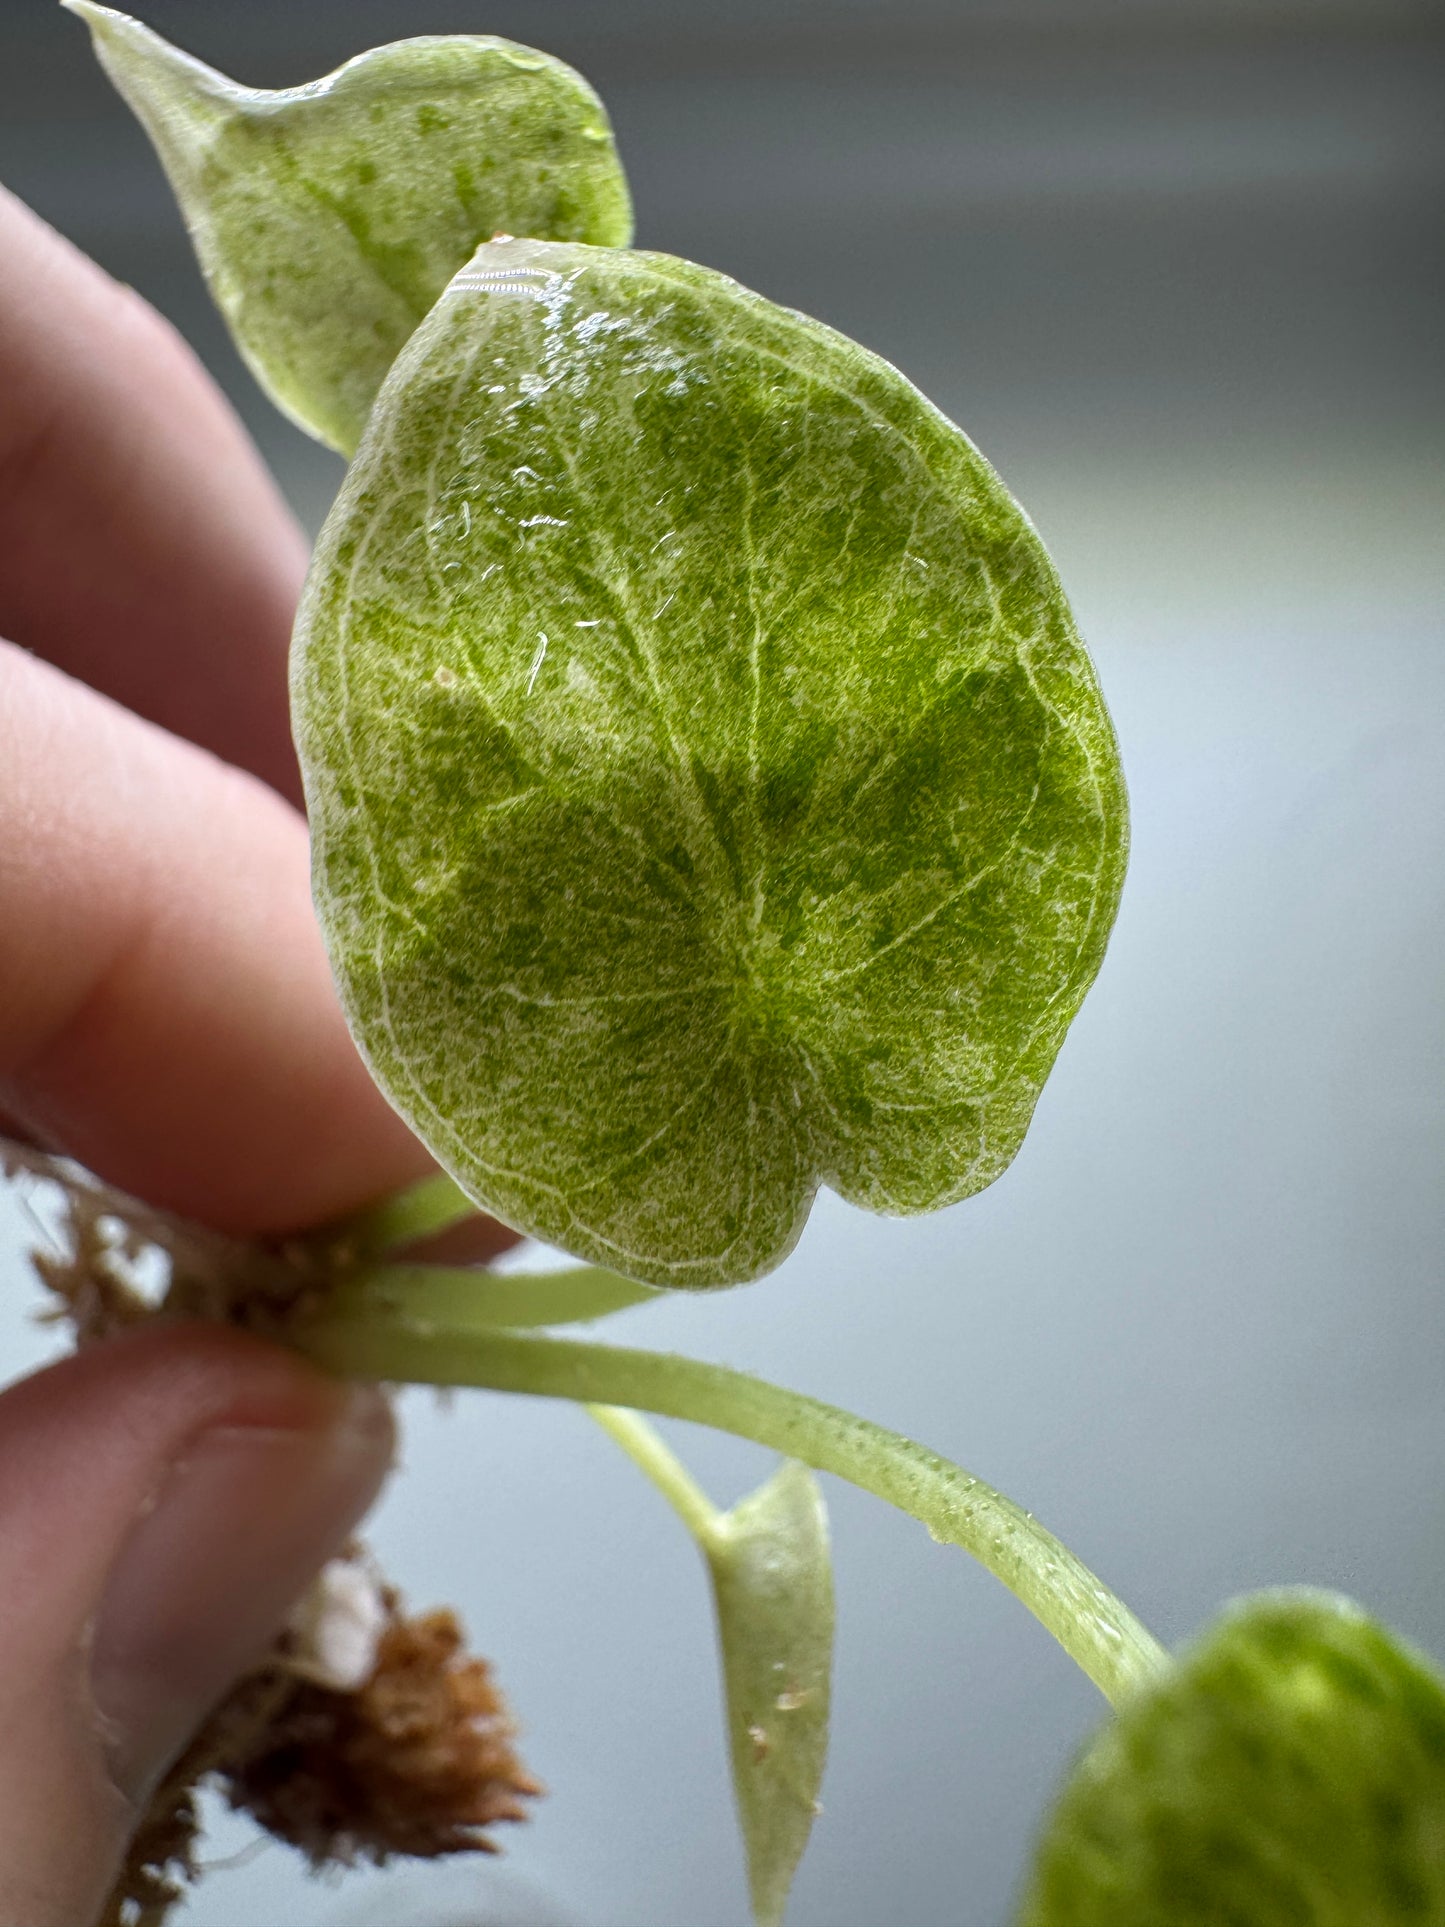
xmin=1 ymin=1 xmax=1443 ymax=1922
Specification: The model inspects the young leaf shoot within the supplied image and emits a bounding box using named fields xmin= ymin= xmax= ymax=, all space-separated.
xmin=1018 ymin=1591 xmax=1445 ymax=1926
xmin=708 ymin=1461 xmax=835 ymax=1927
xmin=293 ymin=238 xmax=1128 ymax=1288
xmin=593 ymin=1409 xmax=834 ymax=1927
xmin=67 ymin=2 xmax=633 ymax=454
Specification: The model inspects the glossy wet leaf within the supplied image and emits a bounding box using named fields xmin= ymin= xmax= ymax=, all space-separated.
xmin=294 ymin=237 xmax=1127 ymax=1287
xmin=69 ymin=3 xmax=632 ymax=453
xmin=1019 ymin=1590 xmax=1445 ymax=1926
xmin=708 ymin=1462 xmax=834 ymax=1927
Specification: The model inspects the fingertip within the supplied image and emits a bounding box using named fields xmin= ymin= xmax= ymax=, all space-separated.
xmin=0 ymin=644 xmax=432 ymax=1233
xmin=0 ymin=187 xmax=308 ymax=803
xmin=0 ymin=1322 xmax=393 ymax=1921
xmin=92 ymin=1356 xmax=395 ymax=1802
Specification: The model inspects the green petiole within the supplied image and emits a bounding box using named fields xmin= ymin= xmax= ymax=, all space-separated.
xmin=330 ymin=1170 xmax=481 ymax=1260
xmin=328 ymin=1258 xmax=660 ymax=1330
xmin=290 ymin=1279 xmax=1169 ymax=1707
xmin=589 ymin=1402 xmax=724 ymax=1546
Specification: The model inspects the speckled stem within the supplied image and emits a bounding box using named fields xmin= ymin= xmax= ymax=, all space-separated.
xmin=291 ymin=1298 xmax=1168 ymax=1705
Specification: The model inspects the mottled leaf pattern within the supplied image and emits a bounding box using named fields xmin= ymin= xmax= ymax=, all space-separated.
xmin=293 ymin=237 xmax=1127 ymax=1286
xmin=1019 ymin=1590 xmax=1445 ymax=1926
xmin=69 ymin=3 xmax=632 ymax=453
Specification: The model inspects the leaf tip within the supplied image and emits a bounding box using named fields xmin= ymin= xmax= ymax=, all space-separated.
xmin=64 ymin=0 xmax=233 ymax=112
xmin=61 ymin=1 xmax=147 ymax=43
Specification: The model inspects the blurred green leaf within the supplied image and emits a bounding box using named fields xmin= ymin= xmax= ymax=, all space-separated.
xmin=1019 ymin=1588 xmax=1445 ymax=1926
xmin=68 ymin=2 xmax=632 ymax=453
xmin=708 ymin=1461 xmax=835 ymax=1927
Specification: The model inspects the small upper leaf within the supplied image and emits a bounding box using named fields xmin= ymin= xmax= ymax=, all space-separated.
xmin=1019 ymin=1589 xmax=1445 ymax=1926
xmin=293 ymin=237 xmax=1127 ymax=1287
xmin=68 ymin=3 xmax=632 ymax=454
xmin=707 ymin=1462 xmax=835 ymax=1927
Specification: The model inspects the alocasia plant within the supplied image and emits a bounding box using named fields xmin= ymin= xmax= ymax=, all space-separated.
xmin=17 ymin=4 xmax=1440 ymax=1922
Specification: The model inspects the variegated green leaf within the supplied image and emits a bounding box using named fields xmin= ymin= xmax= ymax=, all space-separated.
xmin=1020 ymin=1589 xmax=1445 ymax=1926
xmin=293 ymin=236 xmax=1126 ymax=1287
xmin=68 ymin=3 xmax=632 ymax=453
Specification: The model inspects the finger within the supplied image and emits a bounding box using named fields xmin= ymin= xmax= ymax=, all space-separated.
xmin=0 ymin=1322 xmax=393 ymax=1927
xmin=0 ymin=638 xmax=437 ymax=1235
xmin=0 ymin=186 xmax=308 ymax=804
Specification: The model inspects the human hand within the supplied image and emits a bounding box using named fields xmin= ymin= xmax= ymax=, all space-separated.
xmin=0 ymin=185 xmax=438 ymax=1922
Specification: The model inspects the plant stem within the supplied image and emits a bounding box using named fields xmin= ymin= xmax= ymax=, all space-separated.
xmin=340 ymin=1262 xmax=658 ymax=1330
xmin=589 ymin=1403 xmax=722 ymax=1546
xmin=329 ymin=1172 xmax=480 ymax=1261
xmin=291 ymin=1299 xmax=1169 ymax=1706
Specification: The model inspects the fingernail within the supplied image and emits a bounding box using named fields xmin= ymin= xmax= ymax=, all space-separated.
xmin=91 ymin=1378 xmax=393 ymax=1803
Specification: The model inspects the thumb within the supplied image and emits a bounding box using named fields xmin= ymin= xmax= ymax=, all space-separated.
xmin=0 ymin=1321 xmax=394 ymax=1926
